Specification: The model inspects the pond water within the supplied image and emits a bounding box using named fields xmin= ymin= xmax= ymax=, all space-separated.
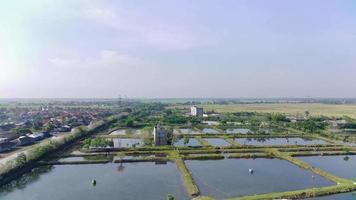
xmin=0 ymin=162 xmax=189 ymax=200
xmin=58 ymin=157 xmax=86 ymax=162
xmin=112 ymin=138 xmax=144 ymax=148
xmin=174 ymin=138 xmax=202 ymax=147
xmin=202 ymin=128 xmax=220 ymax=134
xmin=235 ymin=137 xmax=328 ymax=146
xmin=58 ymin=155 xmax=113 ymax=162
xmin=205 ymin=138 xmax=231 ymax=147
xmin=185 ymin=158 xmax=333 ymax=199
xmin=299 ymin=155 xmax=356 ymax=179
xmin=310 ymin=192 xmax=356 ymax=200
xmin=178 ymin=129 xmax=200 ymax=135
xmin=225 ymin=128 xmax=251 ymax=134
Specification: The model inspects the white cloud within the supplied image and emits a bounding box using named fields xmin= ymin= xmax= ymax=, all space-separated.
xmin=48 ymin=50 xmax=143 ymax=68
xmin=86 ymin=8 xmax=200 ymax=51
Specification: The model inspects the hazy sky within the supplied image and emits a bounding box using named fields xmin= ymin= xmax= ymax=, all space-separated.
xmin=1 ymin=0 xmax=356 ymax=98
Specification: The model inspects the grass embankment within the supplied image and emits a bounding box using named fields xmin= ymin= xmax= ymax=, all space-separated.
xmin=229 ymin=184 xmax=356 ymax=200
xmin=183 ymin=154 xmax=224 ymax=160
xmin=169 ymin=151 xmax=199 ymax=197
xmin=290 ymin=151 xmax=356 ymax=157
xmin=195 ymin=137 xmax=211 ymax=147
xmin=227 ymin=153 xmax=271 ymax=159
xmin=41 ymin=160 xmax=111 ymax=165
xmin=224 ymin=138 xmax=240 ymax=146
xmin=0 ymin=116 xmax=117 ymax=185
xmin=277 ymin=146 xmax=346 ymax=152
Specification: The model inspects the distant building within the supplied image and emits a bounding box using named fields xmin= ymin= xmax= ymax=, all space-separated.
xmin=17 ymin=136 xmax=34 ymax=146
xmin=191 ymin=106 xmax=204 ymax=117
xmin=152 ymin=125 xmax=168 ymax=146
xmin=329 ymin=119 xmax=346 ymax=128
xmin=28 ymin=132 xmax=48 ymax=141
xmin=286 ymin=115 xmax=306 ymax=123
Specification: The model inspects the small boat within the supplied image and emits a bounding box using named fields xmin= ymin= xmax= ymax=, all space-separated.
xmin=249 ymin=168 xmax=254 ymax=174
xmin=92 ymin=179 xmax=97 ymax=185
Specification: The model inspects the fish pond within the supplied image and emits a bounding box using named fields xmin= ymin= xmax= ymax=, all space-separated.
xmin=299 ymin=155 xmax=356 ymax=179
xmin=225 ymin=128 xmax=251 ymax=134
xmin=174 ymin=138 xmax=202 ymax=147
xmin=202 ymin=128 xmax=221 ymax=134
xmin=0 ymin=162 xmax=189 ymax=200
xmin=185 ymin=158 xmax=334 ymax=199
xmin=235 ymin=137 xmax=328 ymax=146
xmin=205 ymin=138 xmax=231 ymax=147
xmin=177 ymin=128 xmax=200 ymax=135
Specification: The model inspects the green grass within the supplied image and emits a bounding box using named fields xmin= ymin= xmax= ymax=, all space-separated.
xmin=175 ymin=103 xmax=356 ymax=117
xmin=169 ymin=151 xmax=200 ymax=197
xmin=229 ymin=184 xmax=356 ymax=200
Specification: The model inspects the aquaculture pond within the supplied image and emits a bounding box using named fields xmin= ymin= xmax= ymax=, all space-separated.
xmin=202 ymin=128 xmax=221 ymax=134
xmin=185 ymin=158 xmax=333 ymax=199
xmin=225 ymin=128 xmax=251 ymax=134
xmin=0 ymin=162 xmax=190 ymax=200
xmin=235 ymin=137 xmax=328 ymax=146
xmin=177 ymin=128 xmax=200 ymax=135
xmin=205 ymin=138 xmax=231 ymax=147
xmin=299 ymin=155 xmax=356 ymax=179
xmin=112 ymin=138 xmax=144 ymax=148
xmin=174 ymin=138 xmax=202 ymax=147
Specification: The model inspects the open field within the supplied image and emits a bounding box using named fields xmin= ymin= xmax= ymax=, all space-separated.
xmin=178 ymin=103 xmax=356 ymax=118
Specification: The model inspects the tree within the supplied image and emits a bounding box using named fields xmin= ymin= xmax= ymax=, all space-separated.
xmin=15 ymin=152 xmax=27 ymax=166
xmin=125 ymin=119 xmax=134 ymax=127
xmin=167 ymin=194 xmax=174 ymax=200
xmin=32 ymin=119 xmax=43 ymax=130
xmin=305 ymin=110 xmax=310 ymax=117
xmin=183 ymin=137 xmax=190 ymax=145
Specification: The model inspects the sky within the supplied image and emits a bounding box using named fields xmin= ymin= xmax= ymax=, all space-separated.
xmin=0 ymin=0 xmax=356 ymax=98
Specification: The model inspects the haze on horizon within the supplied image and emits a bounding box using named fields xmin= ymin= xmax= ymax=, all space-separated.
xmin=1 ymin=0 xmax=356 ymax=99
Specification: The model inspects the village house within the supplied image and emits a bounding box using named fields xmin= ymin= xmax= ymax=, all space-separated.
xmin=190 ymin=106 xmax=204 ymax=117
xmin=329 ymin=119 xmax=347 ymax=128
xmin=17 ymin=136 xmax=34 ymax=146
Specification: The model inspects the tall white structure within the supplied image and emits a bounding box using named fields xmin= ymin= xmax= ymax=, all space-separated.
xmin=190 ymin=106 xmax=203 ymax=117
xmin=153 ymin=125 xmax=168 ymax=146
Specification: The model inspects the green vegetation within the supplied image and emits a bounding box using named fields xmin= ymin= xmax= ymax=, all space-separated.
xmin=83 ymin=138 xmax=113 ymax=148
xmin=180 ymin=103 xmax=356 ymax=118
xmin=291 ymin=118 xmax=327 ymax=133
xmin=169 ymin=151 xmax=199 ymax=197
xmin=230 ymin=184 xmax=356 ymax=200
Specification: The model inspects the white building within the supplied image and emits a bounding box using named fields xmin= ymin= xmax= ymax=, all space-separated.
xmin=153 ymin=125 xmax=168 ymax=146
xmin=190 ymin=106 xmax=203 ymax=117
